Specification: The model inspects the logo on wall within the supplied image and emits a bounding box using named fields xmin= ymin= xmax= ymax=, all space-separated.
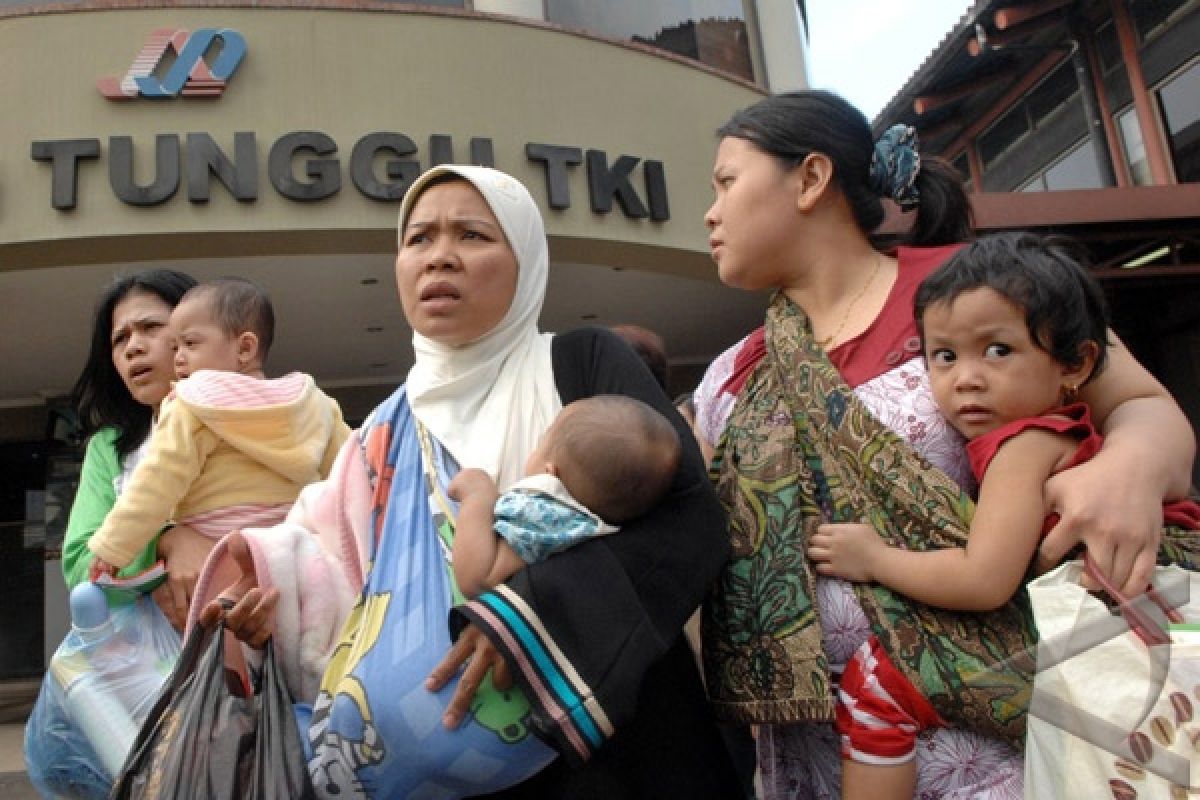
xmin=97 ymin=28 xmax=246 ymax=100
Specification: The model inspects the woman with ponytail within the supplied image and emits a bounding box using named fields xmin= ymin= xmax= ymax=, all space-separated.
xmin=694 ymin=90 xmax=1195 ymax=799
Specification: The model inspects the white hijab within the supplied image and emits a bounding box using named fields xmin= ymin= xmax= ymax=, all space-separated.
xmin=401 ymin=165 xmax=560 ymax=490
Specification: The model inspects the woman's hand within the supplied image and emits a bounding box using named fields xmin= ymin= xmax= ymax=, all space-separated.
xmin=153 ymin=523 xmax=214 ymax=630
xmin=425 ymin=624 xmax=512 ymax=730
xmin=196 ymin=532 xmax=278 ymax=648
xmin=1041 ymin=446 xmax=1164 ymax=597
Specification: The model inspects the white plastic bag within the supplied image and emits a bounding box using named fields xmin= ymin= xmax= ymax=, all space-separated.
xmin=1024 ymin=561 xmax=1199 ymax=799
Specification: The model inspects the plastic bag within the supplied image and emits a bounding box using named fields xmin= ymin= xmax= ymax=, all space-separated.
xmin=111 ymin=615 xmax=315 ymax=800
xmin=1024 ymin=561 xmax=1200 ymax=798
xmin=24 ymin=593 xmax=181 ymax=800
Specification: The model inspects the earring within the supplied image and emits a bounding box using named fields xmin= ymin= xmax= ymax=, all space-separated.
xmin=1062 ymin=383 xmax=1079 ymax=404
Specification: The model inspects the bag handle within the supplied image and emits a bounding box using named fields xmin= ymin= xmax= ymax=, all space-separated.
xmin=1082 ymin=553 xmax=1181 ymax=646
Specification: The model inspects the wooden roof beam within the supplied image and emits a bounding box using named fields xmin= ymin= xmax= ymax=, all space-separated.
xmin=914 ymin=71 xmax=1011 ymax=114
xmin=994 ymin=0 xmax=1074 ymax=30
xmin=967 ymin=12 xmax=1065 ymax=56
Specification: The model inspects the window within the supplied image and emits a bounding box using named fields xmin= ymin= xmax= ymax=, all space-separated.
xmin=1158 ymin=59 xmax=1200 ymax=182
xmin=1042 ymin=140 xmax=1103 ymax=190
xmin=1117 ymin=108 xmax=1152 ymax=185
xmin=978 ymin=106 xmax=1031 ymax=166
xmin=978 ymin=60 xmax=1083 ymax=169
xmin=1016 ymin=140 xmax=1104 ymax=193
xmin=544 ymin=0 xmax=756 ymax=82
xmin=1027 ymin=61 xmax=1079 ymax=123
xmin=1131 ymin=0 xmax=1191 ymax=42
xmin=1093 ymin=20 xmax=1122 ymax=74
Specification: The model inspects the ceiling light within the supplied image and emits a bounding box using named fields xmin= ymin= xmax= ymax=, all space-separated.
xmin=366 ymin=326 xmax=384 ymax=333
xmin=361 ymin=278 xmax=379 ymax=285
xmin=1120 ymin=246 xmax=1170 ymax=269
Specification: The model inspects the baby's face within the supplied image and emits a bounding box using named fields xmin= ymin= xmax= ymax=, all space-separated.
xmin=170 ymin=296 xmax=243 ymax=380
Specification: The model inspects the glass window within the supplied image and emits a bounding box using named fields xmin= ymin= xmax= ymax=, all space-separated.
xmin=1027 ymin=60 xmax=1079 ymax=125
xmin=1094 ymin=21 xmax=1122 ymax=74
xmin=1043 ymin=140 xmax=1103 ymax=191
xmin=1158 ymin=59 xmax=1200 ymax=183
xmin=1118 ymin=107 xmax=1153 ymax=185
xmin=545 ymin=0 xmax=755 ymax=82
xmin=979 ymin=106 xmax=1031 ymax=166
xmin=1132 ymin=0 xmax=1189 ymax=42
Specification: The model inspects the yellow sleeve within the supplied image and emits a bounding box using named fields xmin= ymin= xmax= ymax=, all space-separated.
xmin=88 ymin=400 xmax=217 ymax=568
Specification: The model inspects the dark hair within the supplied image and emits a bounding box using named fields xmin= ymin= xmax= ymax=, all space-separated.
xmin=914 ymin=232 xmax=1111 ymax=380
xmin=71 ymin=269 xmax=197 ymax=458
xmin=553 ymin=395 xmax=681 ymax=523
xmin=610 ymin=324 xmax=669 ymax=392
xmin=184 ymin=277 xmax=276 ymax=363
xmin=718 ymin=89 xmax=973 ymax=246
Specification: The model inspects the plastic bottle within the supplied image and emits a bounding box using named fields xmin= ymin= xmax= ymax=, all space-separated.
xmin=49 ymin=583 xmax=142 ymax=778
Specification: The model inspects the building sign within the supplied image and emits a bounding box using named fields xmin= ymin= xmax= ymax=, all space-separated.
xmin=34 ymin=30 xmax=669 ymax=219
xmin=29 ymin=133 xmax=671 ymax=220
xmin=97 ymin=28 xmax=247 ymax=100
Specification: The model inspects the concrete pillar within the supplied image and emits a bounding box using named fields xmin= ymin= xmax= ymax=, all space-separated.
xmin=752 ymin=0 xmax=810 ymax=92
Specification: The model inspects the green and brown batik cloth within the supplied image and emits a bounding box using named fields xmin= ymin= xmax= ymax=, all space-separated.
xmin=702 ymin=291 xmax=1037 ymax=748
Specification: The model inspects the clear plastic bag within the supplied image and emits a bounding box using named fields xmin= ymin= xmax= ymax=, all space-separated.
xmin=24 ymin=592 xmax=181 ymax=799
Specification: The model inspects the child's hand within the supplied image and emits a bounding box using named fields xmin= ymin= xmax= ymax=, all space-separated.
xmin=448 ymin=468 xmax=499 ymax=504
xmin=88 ymin=557 xmax=117 ymax=582
xmin=807 ymin=523 xmax=882 ymax=582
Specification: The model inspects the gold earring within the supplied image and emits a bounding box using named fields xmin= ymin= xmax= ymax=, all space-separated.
xmin=1062 ymin=383 xmax=1078 ymax=404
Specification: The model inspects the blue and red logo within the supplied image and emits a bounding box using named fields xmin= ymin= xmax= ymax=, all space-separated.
xmin=97 ymin=28 xmax=246 ymax=100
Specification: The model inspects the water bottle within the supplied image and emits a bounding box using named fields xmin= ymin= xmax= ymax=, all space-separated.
xmin=48 ymin=584 xmax=143 ymax=778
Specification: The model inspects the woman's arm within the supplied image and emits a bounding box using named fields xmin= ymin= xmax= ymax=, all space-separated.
xmin=194 ymin=432 xmax=371 ymax=702
xmin=810 ymin=429 xmax=1071 ymax=610
xmin=62 ymin=429 xmax=159 ymax=590
xmin=1044 ymin=333 xmax=1197 ymax=595
xmin=152 ymin=523 xmax=216 ymax=630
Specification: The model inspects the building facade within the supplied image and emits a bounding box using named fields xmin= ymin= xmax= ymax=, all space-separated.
xmin=0 ymin=1 xmax=809 ymax=678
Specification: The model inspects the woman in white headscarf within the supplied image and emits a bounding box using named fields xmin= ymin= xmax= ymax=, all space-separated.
xmin=192 ymin=165 xmax=741 ymax=799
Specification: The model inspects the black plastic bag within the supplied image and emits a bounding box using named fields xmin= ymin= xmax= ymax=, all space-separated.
xmin=110 ymin=616 xmax=315 ymax=800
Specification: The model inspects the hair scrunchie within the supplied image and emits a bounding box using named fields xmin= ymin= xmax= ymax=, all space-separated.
xmin=869 ymin=124 xmax=921 ymax=211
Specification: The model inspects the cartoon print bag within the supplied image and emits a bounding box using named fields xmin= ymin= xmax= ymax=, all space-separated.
xmin=1024 ymin=560 xmax=1199 ymax=799
xmin=111 ymin=615 xmax=315 ymax=800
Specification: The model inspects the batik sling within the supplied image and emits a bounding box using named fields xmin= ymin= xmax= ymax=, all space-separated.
xmin=703 ymin=291 xmax=1037 ymax=748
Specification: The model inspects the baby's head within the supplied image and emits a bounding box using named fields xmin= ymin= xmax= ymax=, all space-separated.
xmin=171 ymin=277 xmax=275 ymax=379
xmin=527 ymin=395 xmax=681 ymax=524
xmin=914 ymin=232 xmax=1110 ymax=439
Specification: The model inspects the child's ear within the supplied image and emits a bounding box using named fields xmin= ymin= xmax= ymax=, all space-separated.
xmin=1063 ymin=341 xmax=1101 ymax=392
xmin=236 ymin=331 xmax=260 ymax=366
xmin=543 ymin=462 xmax=560 ymax=478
